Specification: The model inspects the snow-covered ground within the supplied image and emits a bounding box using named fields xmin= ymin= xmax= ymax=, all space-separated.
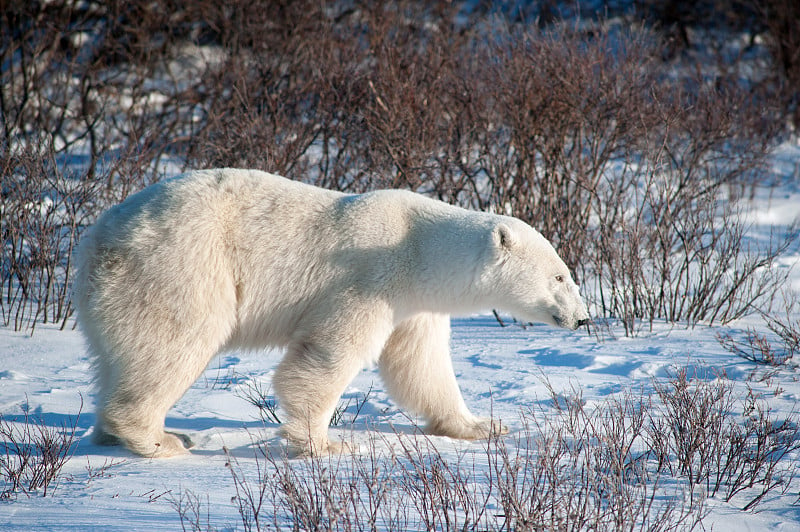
xmin=2 ymin=310 xmax=800 ymax=529
xmin=1 ymin=141 xmax=799 ymax=530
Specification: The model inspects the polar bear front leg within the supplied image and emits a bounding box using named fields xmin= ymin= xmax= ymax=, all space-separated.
xmin=273 ymin=339 xmax=366 ymax=456
xmin=379 ymin=313 xmax=508 ymax=440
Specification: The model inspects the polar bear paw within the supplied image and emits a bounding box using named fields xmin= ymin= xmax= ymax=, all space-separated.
xmin=280 ymin=424 xmax=357 ymax=457
xmin=127 ymin=431 xmax=193 ymax=458
xmin=288 ymin=438 xmax=357 ymax=458
xmin=92 ymin=422 xmax=193 ymax=458
xmin=425 ymin=416 xmax=508 ymax=440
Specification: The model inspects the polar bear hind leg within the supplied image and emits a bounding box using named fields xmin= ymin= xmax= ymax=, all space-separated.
xmin=79 ymin=250 xmax=237 ymax=458
xmin=95 ymin=327 xmax=230 ymax=457
xmin=378 ymin=313 xmax=508 ymax=439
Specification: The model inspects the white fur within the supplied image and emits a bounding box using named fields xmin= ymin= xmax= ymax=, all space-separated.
xmin=73 ymin=169 xmax=589 ymax=457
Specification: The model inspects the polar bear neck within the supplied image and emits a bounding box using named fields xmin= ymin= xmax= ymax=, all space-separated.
xmin=325 ymin=188 xmax=498 ymax=319
xmin=401 ymin=209 xmax=493 ymax=316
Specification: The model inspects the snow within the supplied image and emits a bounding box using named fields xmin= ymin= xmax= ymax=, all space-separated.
xmin=3 ymin=307 xmax=800 ymax=530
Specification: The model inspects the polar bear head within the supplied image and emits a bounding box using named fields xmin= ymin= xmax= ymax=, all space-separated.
xmin=483 ymin=219 xmax=590 ymax=330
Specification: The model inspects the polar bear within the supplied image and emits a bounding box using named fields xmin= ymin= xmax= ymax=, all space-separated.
xmin=73 ymin=169 xmax=589 ymax=457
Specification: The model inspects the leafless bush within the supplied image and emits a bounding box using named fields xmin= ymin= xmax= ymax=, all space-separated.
xmin=648 ymin=369 xmax=737 ymax=500
xmin=394 ymin=433 xmax=492 ymax=531
xmin=1 ymin=1 xmax=181 ymax=186
xmin=762 ymin=292 xmax=800 ymax=360
xmin=168 ymin=489 xmax=218 ymax=532
xmin=235 ymin=379 xmax=282 ymax=424
xmin=638 ymin=0 xmax=799 ymax=127
xmin=586 ymin=75 xmax=790 ymax=334
xmin=0 ymin=398 xmax=82 ymax=499
xmin=592 ymin=190 xmax=795 ymax=335
xmin=3 ymin=0 xmax=796 ymax=336
xmin=748 ymin=0 xmax=800 ymax=127
xmin=346 ymin=3 xmax=473 ymax=196
xmin=182 ymin=1 xmax=471 ymax=196
xmin=221 ymin=441 xmax=407 ymax=532
xmin=649 ymin=369 xmax=800 ymax=509
xmin=718 ymin=328 xmax=794 ymax=367
xmin=84 ymin=456 xmax=127 ymax=485
xmin=490 ymin=383 xmax=705 ymax=532
xmin=329 ymin=384 xmax=374 ymax=427
xmin=718 ymin=292 xmax=800 ymax=367
xmin=225 ymin=447 xmax=274 ymax=532
xmin=215 ymin=421 xmax=701 ymax=532
xmin=465 ymin=21 xmax=662 ymax=275
xmin=1 ymin=146 xmax=105 ymax=331
xmin=1 ymin=1 xmax=182 ymax=332
xmin=170 ymin=369 xmax=800 ymax=530
xmin=726 ymin=389 xmax=800 ymax=509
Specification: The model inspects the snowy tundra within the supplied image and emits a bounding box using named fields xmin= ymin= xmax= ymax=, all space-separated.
xmin=72 ymin=169 xmax=588 ymax=457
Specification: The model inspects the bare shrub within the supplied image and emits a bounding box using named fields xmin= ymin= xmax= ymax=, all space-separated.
xmin=3 ymin=0 xmax=795 ymax=335
xmin=435 ymin=18 xmax=791 ymax=335
xmin=225 ymin=448 xmax=273 ymax=532
xmin=750 ymin=0 xmax=800 ymax=127
xmin=167 ymin=369 xmax=800 ymax=529
xmin=181 ymin=0 xmax=472 ymax=196
xmin=235 ymin=379 xmax=281 ymax=424
xmin=649 ymin=369 xmax=800 ymax=509
xmin=466 ymin=21 xmax=662 ymax=276
xmin=234 ymin=378 xmax=374 ymax=427
xmin=726 ymin=388 xmax=800 ymax=509
xmin=637 ymin=0 xmax=798 ymax=128
xmin=346 ymin=3 xmax=472 ymax=195
xmin=223 ymin=441 xmax=406 ymax=532
xmin=84 ymin=457 xmax=127 ymax=485
xmin=177 ymin=1 xmax=330 ymax=175
xmin=587 ymin=74 xmax=791 ymax=334
xmin=648 ymin=369 xmax=737 ymax=499
xmin=718 ymin=328 xmax=795 ymax=367
xmin=218 ymin=420 xmax=703 ymax=531
xmin=718 ymin=292 xmax=800 ymax=368
xmin=762 ymin=292 xmax=800 ymax=360
xmin=1 ymin=1 xmax=183 ymax=332
xmin=490 ymin=383 xmax=705 ymax=532
xmin=168 ymin=489 xmax=218 ymax=532
xmin=592 ymin=185 xmax=795 ymax=335
xmin=0 ymin=1 xmax=179 ymax=187
xmin=329 ymin=384 xmax=374 ymax=427
xmin=1 ymin=146 xmax=105 ymax=331
xmin=394 ymin=432 xmax=492 ymax=531
xmin=0 ymin=399 xmax=82 ymax=499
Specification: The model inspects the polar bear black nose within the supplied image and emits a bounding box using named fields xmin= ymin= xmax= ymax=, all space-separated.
xmin=576 ymin=318 xmax=590 ymax=328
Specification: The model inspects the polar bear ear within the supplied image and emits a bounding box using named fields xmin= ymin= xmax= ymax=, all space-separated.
xmin=494 ymin=223 xmax=516 ymax=250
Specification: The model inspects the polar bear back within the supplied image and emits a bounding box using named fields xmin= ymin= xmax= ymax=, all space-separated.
xmin=81 ymin=169 xmax=498 ymax=350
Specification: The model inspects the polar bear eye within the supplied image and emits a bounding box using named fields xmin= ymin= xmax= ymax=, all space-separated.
xmin=555 ymin=274 xmax=565 ymax=283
